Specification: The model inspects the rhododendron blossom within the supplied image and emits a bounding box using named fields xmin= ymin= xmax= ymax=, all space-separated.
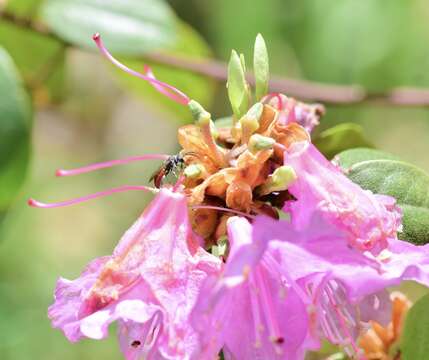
xmin=253 ymin=214 xmax=429 ymax=357
xmin=48 ymin=188 xmax=221 ymax=359
xmin=29 ymin=33 xmax=429 ymax=360
xmin=192 ymin=217 xmax=308 ymax=360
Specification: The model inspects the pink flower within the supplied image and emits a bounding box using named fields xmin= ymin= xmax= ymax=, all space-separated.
xmin=253 ymin=213 xmax=429 ymax=358
xmin=192 ymin=217 xmax=308 ymax=360
xmin=285 ymin=142 xmax=402 ymax=253
xmin=48 ymin=188 xmax=221 ymax=360
xmin=264 ymin=93 xmax=324 ymax=132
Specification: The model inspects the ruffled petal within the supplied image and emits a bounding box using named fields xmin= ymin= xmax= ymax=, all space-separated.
xmin=253 ymin=214 xmax=429 ymax=355
xmin=285 ymin=142 xmax=402 ymax=253
xmin=49 ymin=188 xmax=221 ymax=359
xmin=192 ymin=216 xmax=308 ymax=360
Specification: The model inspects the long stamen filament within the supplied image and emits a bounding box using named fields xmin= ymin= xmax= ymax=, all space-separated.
xmin=28 ymin=185 xmax=156 ymax=209
xmin=191 ymin=205 xmax=255 ymax=219
xmin=255 ymin=269 xmax=283 ymax=346
xmin=325 ymin=287 xmax=361 ymax=358
xmin=56 ymin=154 xmax=170 ymax=177
xmin=263 ymin=253 xmax=311 ymax=304
xmin=172 ymin=174 xmax=185 ymax=192
xmin=142 ymin=65 xmax=187 ymax=105
xmin=92 ymin=33 xmax=190 ymax=105
xmin=249 ymin=274 xmax=264 ymax=348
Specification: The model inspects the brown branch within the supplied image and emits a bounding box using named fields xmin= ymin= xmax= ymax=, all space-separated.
xmin=2 ymin=9 xmax=429 ymax=106
xmin=144 ymin=52 xmax=366 ymax=104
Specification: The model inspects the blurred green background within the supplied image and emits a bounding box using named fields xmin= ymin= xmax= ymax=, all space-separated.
xmin=0 ymin=0 xmax=428 ymax=359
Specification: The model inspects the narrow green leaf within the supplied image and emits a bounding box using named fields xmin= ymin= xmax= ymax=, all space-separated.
xmin=336 ymin=148 xmax=429 ymax=245
xmin=253 ymin=33 xmax=269 ymax=100
xmin=402 ymin=293 xmax=429 ymax=360
xmin=313 ymin=123 xmax=373 ymax=159
xmin=41 ymin=0 xmax=177 ymax=55
xmin=227 ymin=50 xmax=249 ymax=119
xmin=0 ymin=47 xmax=32 ymax=210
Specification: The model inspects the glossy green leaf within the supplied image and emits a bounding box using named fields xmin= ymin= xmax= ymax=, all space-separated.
xmin=41 ymin=0 xmax=177 ymax=55
xmin=112 ymin=21 xmax=215 ymax=123
xmin=401 ymin=293 xmax=429 ymax=360
xmin=253 ymin=33 xmax=269 ymax=100
xmin=0 ymin=47 xmax=32 ymax=210
xmin=227 ymin=50 xmax=249 ymax=119
xmin=335 ymin=148 xmax=399 ymax=168
xmin=337 ymin=148 xmax=429 ymax=244
xmin=313 ymin=123 xmax=373 ymax=159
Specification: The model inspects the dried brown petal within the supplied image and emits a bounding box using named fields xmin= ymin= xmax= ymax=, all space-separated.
xmin=226 ymin=180 xmax=252 ymax=212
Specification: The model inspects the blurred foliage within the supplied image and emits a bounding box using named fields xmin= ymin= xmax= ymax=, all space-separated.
xmin=0 ymin=22 xmax=65 ymax=104
xmin=41 ymin=0 xmax=177 ymax=54
xmin=5 ymin=0 xmax=44 ymax=15
xmin=313 ymin=123 xmax=374 ymax=160
xmin=402 ymin=293 xmax=429 ymax=360
xmin=0 ymin=47 xmax=31 ymax=211
xmin=0 ymin=0 xmax=428 ymax=359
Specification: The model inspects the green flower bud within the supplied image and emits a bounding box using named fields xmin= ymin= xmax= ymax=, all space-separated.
xmin=248 ymin=134 xmax=275 ymax=154
xmin=188 ymin=99 xmax=211 ymax=123
xmin=240 ymin=102 xmax=263 ymax=133
xmin=184 ymin=164 xmax=203 ymax=179
xmin=258 ymin=165 xmax=297 ymax=195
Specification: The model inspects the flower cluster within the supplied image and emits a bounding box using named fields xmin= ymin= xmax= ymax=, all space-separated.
xmin=29 ymin=34 xmax=429 ymax=360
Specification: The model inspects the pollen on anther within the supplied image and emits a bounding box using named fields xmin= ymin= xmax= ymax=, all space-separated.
xmin=130 ymin=340 xmax=141 ymax=348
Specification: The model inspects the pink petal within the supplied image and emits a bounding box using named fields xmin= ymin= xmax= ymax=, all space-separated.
xmin=48 ymin=188 xmax=221 ymax=359
xmin=285 ymin=142 xmax=402 ymax=254
xmin=192 ymin=216 xmax=308 ymax=359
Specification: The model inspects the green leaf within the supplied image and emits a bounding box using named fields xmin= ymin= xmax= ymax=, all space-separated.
xmin=253 ymin=33 xmax=269 ymax=100
xmin=6 ymin=0 xmax=43 ymax=17
xmin=0 ymin=22 xmax=66 ymax=104
xmin=0 ymin=47 xmax=32 ymax=210
xmin=313 ymin=123 xmax=373 ymax=159
xmin=227 ymin=50 xmax=249 ymax=119
xmin=335 ymin=148 xmax=399 ymax=168
xmin=112 ymin=21 xmax=215 ymax=123
xmin=336 ymin=148 xmax=429 ymax=245
xmin=401 ymin=293 xmax=429 ymax=360
xmin=41 ymin=0 xmax=177 ymax=55
xmin=6 ymin=0 xmax=44 ymax=16
xmin=286 ymin=1 xmax=425 ymax=91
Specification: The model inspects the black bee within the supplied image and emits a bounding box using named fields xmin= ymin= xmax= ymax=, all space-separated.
xmin=150 ymin=153 xmax=185 ymax=188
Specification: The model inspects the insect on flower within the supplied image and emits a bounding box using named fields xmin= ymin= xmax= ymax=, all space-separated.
xmin=30 ymin=31 xmax=410 ymax=360
xmin=150 ymin=152 xmax=200 ymax=188
xmin=150 ymin=153 xmax=186 ymax=188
